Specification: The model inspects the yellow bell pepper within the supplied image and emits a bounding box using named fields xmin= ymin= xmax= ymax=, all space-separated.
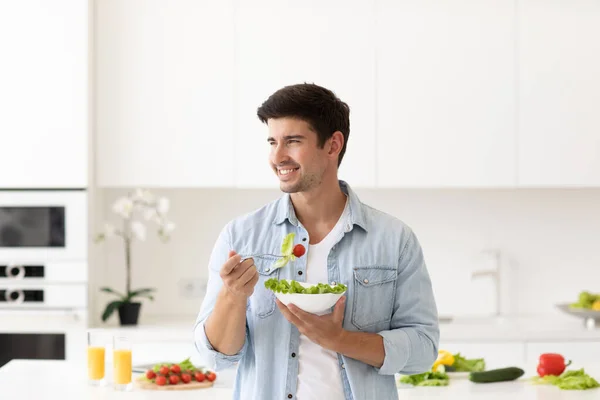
xmin=592 ymin=300 xmax=600 ymax=311
xmin=432 ymin=350 xmax=455 ymax=371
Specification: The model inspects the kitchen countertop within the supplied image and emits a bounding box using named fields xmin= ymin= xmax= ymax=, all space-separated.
xmin=86 ymin=313 xmax=600 ymax=343
xmin=1 ymin=360 xmax=599 ymax=399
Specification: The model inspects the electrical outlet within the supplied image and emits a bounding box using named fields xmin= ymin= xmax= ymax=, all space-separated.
xmin=178 ymin=278 xmax=206 ymax=298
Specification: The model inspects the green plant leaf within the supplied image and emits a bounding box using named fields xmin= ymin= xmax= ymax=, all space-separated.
xmin=281 ymin=233 xmax=295 ymax=256
xmin=126 ymin=288 xmax=156 ymax=302
xmin=101 ymin=300 xmax=123 ymax=322
xmin=100 ymin=287 xmax=125 ymax=299
xmin=273 ymin=256 xmax=289 ymax=270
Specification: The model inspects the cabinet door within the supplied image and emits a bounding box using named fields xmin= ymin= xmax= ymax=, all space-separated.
xmin=96 ymin=0 xmax=235 ymax=187
xmin=234 ymin=0 xmax=376 ymax=188
xmin=0 ymin=0 xmax=88 ymax=188
xmin=518 ymin=0 xmax=600 ymax=186
xmin=440 ymin=342 xmax=526 ymax=370
xmin=376 ymin=0 xmax=516 ymax=187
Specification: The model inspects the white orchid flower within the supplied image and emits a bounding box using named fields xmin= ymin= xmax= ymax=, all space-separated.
xmin=163 ymin=221 xmax=175 ymax=233
xmin=157 ymin=197 xmax=170 ymax=214
xmin=130 ymin=221 xmax=147 ymax=241
xmin=112 ymin=197 xmax=134 ymax=218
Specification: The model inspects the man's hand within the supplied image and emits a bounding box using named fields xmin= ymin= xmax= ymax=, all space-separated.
xmin=220 ymin=250 xmax=259 ymax=301
xmin=276 ymin=296 xmax=347 ymax=350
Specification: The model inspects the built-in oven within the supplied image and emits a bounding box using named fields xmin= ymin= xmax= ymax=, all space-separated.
xmin=0 ymin=190 xmax=88 ymax=368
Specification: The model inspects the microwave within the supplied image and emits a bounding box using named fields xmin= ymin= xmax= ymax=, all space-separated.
xmin=0 ymin=190 xmax=87 ymax=262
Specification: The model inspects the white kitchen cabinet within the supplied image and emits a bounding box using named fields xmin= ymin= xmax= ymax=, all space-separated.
xmin=517 ymin=0 xmax=600 ymax=186
xmin=440 ymin=342 xmax=526 ymax=370
xmin=524 ymin=341 xmax=600 ymax=371
xmin=234 ymin=0 xmax=376 ymax=188
xmin=95 ymin=0 xmax=235 ymax=187
xmin=375 ymin=0 xmax=516 ymax=188
xmin=0 ymin=0 xmax=88 ymax=188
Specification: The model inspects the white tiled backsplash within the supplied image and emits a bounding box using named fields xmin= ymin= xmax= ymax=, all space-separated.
xmin=90 ymin=187 xmax=600 ymax=324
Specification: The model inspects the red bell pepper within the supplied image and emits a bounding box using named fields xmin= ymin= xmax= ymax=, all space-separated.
xmin=537 ymin=353 xmax=572 ymax=377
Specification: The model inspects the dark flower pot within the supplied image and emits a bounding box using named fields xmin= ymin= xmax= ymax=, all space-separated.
xmin=118 ymin=302 xmax=141 ymax=326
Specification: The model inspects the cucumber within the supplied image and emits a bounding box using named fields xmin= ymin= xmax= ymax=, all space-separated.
xmin=469 ymin=367 xmax=525 ymax=383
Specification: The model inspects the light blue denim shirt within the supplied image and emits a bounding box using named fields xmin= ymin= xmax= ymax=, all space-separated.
xmin=194 ymin=181 xmax=439 ymax=400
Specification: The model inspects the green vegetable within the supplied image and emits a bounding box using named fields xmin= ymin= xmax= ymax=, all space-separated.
xmin=469 ymin=367 xmax=524 ymax=383
xmin=452 ymin=353 xmax=486 ymax=372
xmin=398 ymin=371 xmax=449 ymax=386
xmin=570 ymin=291 xmax=600 ymax=308
xmin=531 ymin=368 xmax=600 ymax=390
xmin=151 ymin=357 xmax=199 ymax=373
xmin=264 ymin=278 xmax=347 ymax=294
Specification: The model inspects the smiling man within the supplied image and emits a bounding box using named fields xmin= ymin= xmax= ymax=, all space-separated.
xmin=194 ymin=83 xmax=439 ymax=400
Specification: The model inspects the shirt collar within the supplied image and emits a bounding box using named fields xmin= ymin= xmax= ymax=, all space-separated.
xmin=273 ymin=180 xmax=368 ymax=232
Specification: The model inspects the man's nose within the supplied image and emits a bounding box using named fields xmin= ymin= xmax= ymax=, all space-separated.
xmin=271 ymin=144 xmax=289 ymax=165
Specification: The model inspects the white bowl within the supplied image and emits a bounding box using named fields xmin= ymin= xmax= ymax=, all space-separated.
xmin=274 ymin=280 xmax=346 ymax=315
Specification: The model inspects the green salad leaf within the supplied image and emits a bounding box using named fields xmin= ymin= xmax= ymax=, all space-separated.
xmin=264 ymin=278 xmax=347 ymax=294
xmin=531 ymin=368 xmax=600 ymax=390
xmin=452 ymin=353 xmax=486 ymax=372
xmin=281 ymin=233 xmax=295 ymax=256
xmin=398 ymin=371 xmax=449 ymax=386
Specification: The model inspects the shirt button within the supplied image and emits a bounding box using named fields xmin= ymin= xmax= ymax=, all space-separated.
xmin=341 ymin=363 xmax=345 ymax=369
xmin=265 ymin=268 xmax=270 ymax=272
xmin=291 ymin=352 xmax=296 ymax=357
xmin=298 ymin=271 xmax=303 ymax=276
xmin=363 ymin=278 xmax=369 ymax=284
xmin=288 ymin=395 xmax=293 ymax=399
xmin=331 ymin=281 xmax=336 ymax=286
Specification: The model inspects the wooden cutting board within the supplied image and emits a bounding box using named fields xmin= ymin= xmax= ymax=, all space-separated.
xmin=134 ymin=376 xmax=214 ymax=390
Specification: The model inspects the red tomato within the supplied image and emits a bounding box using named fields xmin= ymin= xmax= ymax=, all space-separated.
xmin=146 ymin=370 xmax=156 ymax=379
xmin=170 ymin=364 xmax=181 ymax=374
xmin=159 ymin=366 xmax=170 ymax=376
xmin=169 ymin=375 xmax=179 ymax=385
xmin=293 ymin=244 xmax=306 ymax=258
xmin=181 ymin=373 xmax=192 ymax=384
xmin=195 ymin=371 xmax=205 ymax=382
xmin=206 ymin=372 xmax=217 ymax=382
xmin=155 ymin=375 xmax=167 ymax=386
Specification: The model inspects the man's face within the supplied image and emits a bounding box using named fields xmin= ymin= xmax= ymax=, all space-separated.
xmin=267 ymin=117 xmax=329 ymax=193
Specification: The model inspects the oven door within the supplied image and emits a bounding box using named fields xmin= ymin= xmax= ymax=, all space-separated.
xmin=0 ymin=332 xmax=65 ymax=368
xmin=0 ymin=191 xmax=87 ymax=262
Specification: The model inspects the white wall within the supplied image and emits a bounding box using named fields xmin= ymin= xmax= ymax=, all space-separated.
xmin=90 ymin=186 xmax=600 ymax=325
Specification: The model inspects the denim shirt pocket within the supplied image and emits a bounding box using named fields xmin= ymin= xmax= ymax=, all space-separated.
xmin=249 ymin=256 xmax=280 ymax=319
xmin=351 ymin=266 xmax=398 ymax=330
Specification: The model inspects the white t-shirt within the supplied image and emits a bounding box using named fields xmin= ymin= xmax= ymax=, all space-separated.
xmin=296 ymin=198 xmax=349 ymax=400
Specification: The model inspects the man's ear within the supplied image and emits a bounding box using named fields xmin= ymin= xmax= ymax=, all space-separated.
xmin=328 ymin=131 xmax=344 ymax=159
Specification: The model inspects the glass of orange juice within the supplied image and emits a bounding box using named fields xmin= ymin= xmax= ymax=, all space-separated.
xmin=113 ymin=335 xmax=133 ymax=391
xmin=87 ymin=331 xmax=106 ymax=386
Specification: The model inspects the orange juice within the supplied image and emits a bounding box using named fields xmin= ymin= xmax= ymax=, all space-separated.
xmin=113 ymin=349 xmax=132 ymax=385
xmin=87 ymin=346 xmax=105 ymax=380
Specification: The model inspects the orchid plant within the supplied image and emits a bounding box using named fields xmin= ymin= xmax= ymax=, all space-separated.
xmin=94 ymin=189 xmax=175 ymax=322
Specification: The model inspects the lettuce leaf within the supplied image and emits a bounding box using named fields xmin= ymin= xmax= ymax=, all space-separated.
xmin=452 ymin=353 xmax=486 ymax=372
xmin=281 ymin=233 xmax=295 ymax=256
xmin=532 ymin=368 xmax=600 ymax=390
xmin=264 ymin=278 xmax=347 ymax=294
xmin=398 ymin=371 xmax=449 ymax=386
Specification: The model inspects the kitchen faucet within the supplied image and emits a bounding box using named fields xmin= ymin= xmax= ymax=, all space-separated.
xmin=471 ymin=249 xmax=502 ymax=317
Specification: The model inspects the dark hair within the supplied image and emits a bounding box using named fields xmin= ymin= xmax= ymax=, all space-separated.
xmin=256 ymin=83 xmax=350 ymax=167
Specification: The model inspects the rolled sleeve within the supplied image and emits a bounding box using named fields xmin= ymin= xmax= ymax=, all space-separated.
xmin=376 ymin=228 xmax=440 ymax=376
xmin=193 ymin=318 xmax=249 ymax=371
xmin=192 ymin=222 xmax=249 ymax=371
